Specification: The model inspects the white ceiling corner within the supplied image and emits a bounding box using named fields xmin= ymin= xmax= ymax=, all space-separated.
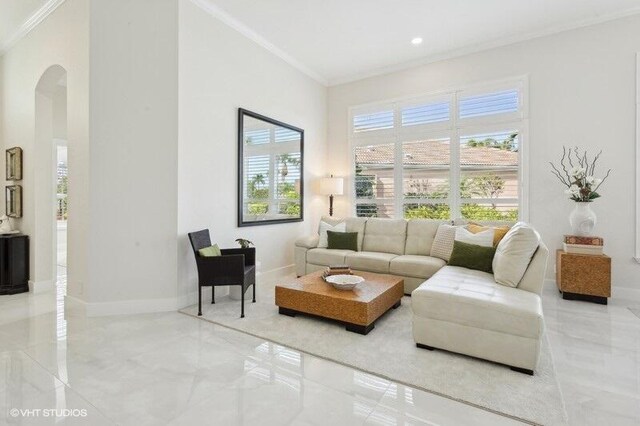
xmin=190 ymin=0 xmax=329 ymax=86
xmin=0 ymin=0 xmax=66 ymax=56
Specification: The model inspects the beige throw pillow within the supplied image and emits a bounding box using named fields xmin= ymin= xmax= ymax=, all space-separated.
xmin=454 ymin=227 xmax=494 ymax=247
xmin=430 ymin=224 xmax=457 ymax=261
xmin=492 ymin=222 xmax=540 ymax=287
xmin=318 ymin=221 xmax=346 ymax=248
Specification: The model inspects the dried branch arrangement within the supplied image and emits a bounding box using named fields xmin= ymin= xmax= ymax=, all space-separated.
xmin=549 ymin=146 xmax=611 ymax=202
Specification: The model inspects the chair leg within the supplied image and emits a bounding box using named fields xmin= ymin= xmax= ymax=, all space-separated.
xmin=198 ymin=285 xmax=202 ymax=316
xmin=252 ymin=283 xmax=256 ymax=303
xmin=211 ymin=287 xmax=215 ymax=304
xmin=241 ymin=286 xmax=245 ymax=318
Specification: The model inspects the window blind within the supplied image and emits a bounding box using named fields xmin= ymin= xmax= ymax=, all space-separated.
xmin=459 ymin=89 xmax=519 ymax=119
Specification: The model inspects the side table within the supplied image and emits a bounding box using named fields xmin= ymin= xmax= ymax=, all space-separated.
xmin=556 ymin=249 xmax=611 ymax=305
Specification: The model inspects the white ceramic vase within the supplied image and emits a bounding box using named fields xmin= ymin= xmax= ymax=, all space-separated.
xmin=569 ymin=202 xmax=597 ymax=236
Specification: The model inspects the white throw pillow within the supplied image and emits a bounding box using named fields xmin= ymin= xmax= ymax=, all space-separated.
xmin=318 ymin=221 xmax=346 ymax=248
xmin=492 ymin=222 xmax=540 ymax=287
xmin=454 ymin=227 xmax=494 ymax=247
xmin=430 ymin=224 xmax=457 ymax=262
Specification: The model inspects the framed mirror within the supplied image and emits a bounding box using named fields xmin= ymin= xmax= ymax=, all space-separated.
xmin=5 ymin=185 xmax=22 ymax=218
xmin=238 ymin=108 xmax=304 ymax=227
xmin=6 ymin=147 xmax=22 ymax=181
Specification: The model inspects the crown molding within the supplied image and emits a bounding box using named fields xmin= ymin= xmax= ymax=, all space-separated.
xmin=189 ymin=0 xmax=328 ymax=87
xmin=0 ymin=0 xmax=67 ymax=56
xmin=328 ymin=7 xmax=640 ymax=86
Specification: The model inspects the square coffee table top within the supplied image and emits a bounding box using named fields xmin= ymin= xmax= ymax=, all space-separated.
xmin=276 ymin=270 xmax=403 ymax=303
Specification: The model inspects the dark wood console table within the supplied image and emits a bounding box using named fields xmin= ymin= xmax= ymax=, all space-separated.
xmin=0 ymin=234 xmax=29 ymax=295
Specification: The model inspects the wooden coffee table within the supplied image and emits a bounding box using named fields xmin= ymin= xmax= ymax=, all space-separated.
xmin=275 ymin=270 xmax=404 ymax=335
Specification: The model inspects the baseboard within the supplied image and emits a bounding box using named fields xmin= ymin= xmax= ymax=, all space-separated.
xmin=175 ymin=264 xmax=294 ymax=310
xmin=80 ymin=296 xmax=182 ymax=317
xmin=80 ymin=264 xmax=296 ymax=316
xmin=545 ymin=278 xmax=640 ymax=303
xmin=614 ymin=286 xmax=640 ymax=303
xmin=28 ymin=280 xmax=54 ymax=294
xmin=64 ymin=294 xmax=87 ymax=315
xmin=257 ymin=263 xmax=295 ymax=283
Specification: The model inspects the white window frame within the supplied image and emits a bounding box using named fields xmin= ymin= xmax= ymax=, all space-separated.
xmin=348 ymin=76 xmax=530 ymax=221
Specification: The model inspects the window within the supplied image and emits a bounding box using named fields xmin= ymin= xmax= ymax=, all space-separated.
xmin=350 ymin=80 xmax=526 ymax=221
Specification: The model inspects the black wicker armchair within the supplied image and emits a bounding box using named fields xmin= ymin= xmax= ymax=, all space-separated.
xmin=188 ymin=229 xmax=256 ymax=318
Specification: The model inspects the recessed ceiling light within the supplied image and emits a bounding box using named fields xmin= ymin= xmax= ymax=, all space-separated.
xmin=411 ymin=37 xmax=423 ymax=45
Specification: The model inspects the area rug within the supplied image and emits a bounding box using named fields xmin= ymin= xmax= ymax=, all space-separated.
xmin=180 ymin=279 xmax=567 ymax=425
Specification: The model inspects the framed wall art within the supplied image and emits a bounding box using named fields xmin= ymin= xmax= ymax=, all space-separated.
xmin=5 ymin=185 xmax=22 ymax=218
xmin=6 ymin=147 xmax=22 ymax=181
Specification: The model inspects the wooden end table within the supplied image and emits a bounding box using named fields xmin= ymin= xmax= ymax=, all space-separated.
xmin=556 ymin=249 xmax=611 ymax=305
xmin=275 ymin=270 xmax=404 ymax=335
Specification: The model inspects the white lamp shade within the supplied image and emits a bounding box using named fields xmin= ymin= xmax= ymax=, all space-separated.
xmin=318 ymin=176 xmax=344 ymax=196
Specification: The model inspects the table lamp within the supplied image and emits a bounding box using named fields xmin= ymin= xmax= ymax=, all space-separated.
xmin=318 ymin=175 xmax=344 ymax=216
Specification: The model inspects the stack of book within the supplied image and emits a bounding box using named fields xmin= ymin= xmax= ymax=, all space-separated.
xmin=563 ymin=235 xmax=604 ymax=255
xmin=323 ymin=265 xmax=352 ymax=278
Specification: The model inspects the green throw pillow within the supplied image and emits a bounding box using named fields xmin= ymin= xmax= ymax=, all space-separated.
xmin=198 ymin=244 xmax=221 ymax=257
xmin=448 ymin=240 xmax=496 ymax=273
xmin=326 ymin=231 xmax=358 ymax=251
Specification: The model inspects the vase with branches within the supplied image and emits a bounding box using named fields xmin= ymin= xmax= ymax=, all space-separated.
xmin=549 ymin=146 xmax=611 ymax=235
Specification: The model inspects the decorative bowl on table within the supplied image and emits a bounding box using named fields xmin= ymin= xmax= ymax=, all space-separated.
xmin=325 ymin=274 xmax=364 ymax=290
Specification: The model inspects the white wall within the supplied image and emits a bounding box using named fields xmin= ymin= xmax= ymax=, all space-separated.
xmin=87 ymin=0 xmax=179 ymax=312
xmin=328 ymin=15 xmax=640 ymax=297
xmin=0 ymin=0 xmax=90 ymax=298
xmin=177 ymin=0 xmax=327 ymax=305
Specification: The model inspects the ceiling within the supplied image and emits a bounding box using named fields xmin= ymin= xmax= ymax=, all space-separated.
xmin=202 ymin=0 xmax=640 ymax=85
xmin=2 ymin=0 xmax=640 ymax=85
xmin=0 ymin=0 xmax=53 ymax=53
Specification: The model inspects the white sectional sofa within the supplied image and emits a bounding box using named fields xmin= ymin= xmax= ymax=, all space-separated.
xmin=294 ymin=216 xmax=549 ymax=374
xmin=295 ymin=217 xmax=449 ymax=293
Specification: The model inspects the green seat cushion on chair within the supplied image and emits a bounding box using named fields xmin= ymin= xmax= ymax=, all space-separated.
xmin=448 ymin=240 xmax=496 ymax=273
xmin=327 ymin=231 xmax=358 ymax=251
xmin=198 ymin=244 xmax=221 ymax=257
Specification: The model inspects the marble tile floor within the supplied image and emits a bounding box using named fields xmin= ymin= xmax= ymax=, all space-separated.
xmin=542 ymin=285 xmax=640 ymax=426
xmin=0 ymin=280 xmax=638 ymax=425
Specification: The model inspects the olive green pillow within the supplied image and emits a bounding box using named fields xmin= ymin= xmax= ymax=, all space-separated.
xmin=326 ymin=231 xmax=358 ymax=251
xmin=448 ymin=240 xmax=496 ymax=273
xmin=198 ymin=244 xmax=221 ymax=257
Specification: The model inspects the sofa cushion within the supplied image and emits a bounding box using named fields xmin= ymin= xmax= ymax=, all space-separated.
xmin=493 ymin=222 xmax=540 ymax=288
xmin=345 ymin=251 xmax=398 ymax=273
xmin=307 ymin=248 xmax=353 ymax=266
xmin=404 ymin=219 xmax=445 ymax=256
xmin=362 ymin=218 xmax=407 ymax=255
xmin=412 ymin=266 xmax=543 ymax=339
xmin=320 ymin=216 xmax=367 ymax=251
xmin=390 ymin=255 xmax=445 ymax=279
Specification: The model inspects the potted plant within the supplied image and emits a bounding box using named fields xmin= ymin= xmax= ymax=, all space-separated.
xmin=550 ymin=147 xmax=611 ymax=236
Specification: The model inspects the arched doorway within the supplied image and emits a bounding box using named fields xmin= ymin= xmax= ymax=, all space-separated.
xmin=34 ymin=65 xmax=68 ymax=291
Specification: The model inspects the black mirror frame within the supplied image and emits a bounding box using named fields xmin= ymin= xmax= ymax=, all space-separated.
xmin=237 ymin=108 xmax=304 ymax=227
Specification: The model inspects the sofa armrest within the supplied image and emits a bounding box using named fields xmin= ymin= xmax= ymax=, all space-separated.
xmin=295 ymin=235 xmax=319 ymax=249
